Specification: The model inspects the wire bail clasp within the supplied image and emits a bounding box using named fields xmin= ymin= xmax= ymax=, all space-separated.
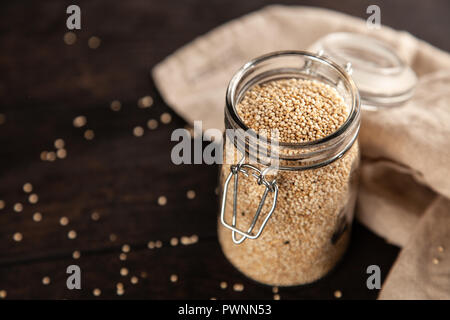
xmin=220 ymin=161 xmax=278 ymax=244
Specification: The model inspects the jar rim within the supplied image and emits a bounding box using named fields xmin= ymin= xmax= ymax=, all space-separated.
xmin=225 ymin=50 xmax=361 ymax=150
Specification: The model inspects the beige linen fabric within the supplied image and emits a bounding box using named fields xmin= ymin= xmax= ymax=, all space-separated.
xmin=152 ymin=5 xmax=450 ymax=299
xmin=379 ymin=197 xmax=450 ymax=300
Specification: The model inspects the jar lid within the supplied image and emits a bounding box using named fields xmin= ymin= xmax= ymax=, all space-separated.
xmin=309 ymin=32 xmax=417 ymax=110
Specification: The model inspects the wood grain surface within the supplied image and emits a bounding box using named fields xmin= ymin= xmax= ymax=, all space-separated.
xmin=0 ymin=0 xmax=448 ymax=299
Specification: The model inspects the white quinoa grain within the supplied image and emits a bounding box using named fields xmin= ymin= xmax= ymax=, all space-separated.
xmin=334 ymin=290 xmax=342 ymax=299
xmin=170 ymin=237 xmax=179 ymax=246
xmin=23 ymin=182 xmax=33 ymax=193
xmin=133 ymin=126 xmax=144 ymax=137
xmin=157 ymin=196 xmax=167 ymax=206
xmin=120 ymin=268 xmax=129 ymax=276
xmin=42 ymin=276 xmax=51 ymax=285
xmin=88 ymin=36 xmax=101 ymax=49
xmin=138 ymin=96 xmax=153 ymax=108
xmin=84 ymin=129 xmax=95 ymax=140
xmin=72 ymin=250 xmax=81 ymax=259
xmin=13 ymin=203 xmax=23 ymax=213
xmin=64 ymin=32 xmax=77 ymax=45
xmin=232 ymin=283 xmax=244 ymax=292
xmin=147 ymin=119 xmax=158 ymax=130
xmin=186 ymin=190 xmax=196 ymax=199
xmin=73 ymin=116 xmax=86 ymax=128
xmin=13 ymin=232 xmax=23 ymax=242
xmin=110 ymin=100 xmax=122 ymax=112
xmin=160 ymin=113 xmax=172 ymax=124
xmin=93 ymin=288 xmax=101 ymax=296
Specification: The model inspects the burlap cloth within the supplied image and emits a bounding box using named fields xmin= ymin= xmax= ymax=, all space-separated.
xmin=152 ymin=5 xmax=450 ymax=299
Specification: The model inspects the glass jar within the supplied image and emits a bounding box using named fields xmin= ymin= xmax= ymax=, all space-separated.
xmin=308 ymin=32 xmax=417 ymax=110
xmin=217 ymin=51 xmax=361 ymax=286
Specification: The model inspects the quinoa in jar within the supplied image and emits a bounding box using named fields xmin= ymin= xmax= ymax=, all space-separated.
xmin=218 ymin=51 xmax=361 ymax=286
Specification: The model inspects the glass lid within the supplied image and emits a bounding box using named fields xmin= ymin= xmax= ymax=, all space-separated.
xmin=309 ymin=32 xmax=417 ymax=110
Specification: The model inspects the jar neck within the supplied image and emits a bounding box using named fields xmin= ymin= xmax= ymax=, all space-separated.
xmin=225 ymin=51 xmax=361 ymax=171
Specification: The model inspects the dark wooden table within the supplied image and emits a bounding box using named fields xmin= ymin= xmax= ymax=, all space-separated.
xmin=0 ymin=0 xmax=448 ymax=300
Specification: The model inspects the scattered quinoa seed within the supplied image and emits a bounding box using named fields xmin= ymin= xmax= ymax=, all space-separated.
xmin=28 ymin=193 xmax=39 ymax=204
xmin=64 ymin=32 xmax=77 ymax=45
xmin=232 ymin=283 xmax=244 ymax=292
xmin=88 ymin=36 xmax=101 ymax=49
xmin=147 ymin=119 xmax=158 ymax=130
xmin=120 ymin=268 xmax=129 ymax=276
xmin=42 ymin=276 xmax=51 ymax=285
xmin=13 ymin=232 xmax=23 ymax=242
xmin=54 ymin=139 xmax=65 ymax=149
xmin=91 ymin=211 xmax=100 ymax=221
xmin=84 ymin=129 xmax=95 ymax=140
xmin=73 ymin=116 xmax=87 ymax=128
xmin=13 ymin=203 xmax=23 ymax=213
xmin=40 ymin=151 xmax=48 ymax=161
xmin=334 ymin=290 xmax=342 ymax=299
xmin=46 ymin=151 xmax=56 ymax=161
xmin=110 ymin=100 xmax=122 ymax=111
xmin=93 ymin=288 xmax=101 ymax=296
xmin=56 ymin=149 xmax=67 ymax=159
xmin=133 ymin=126 xmax=144 ymax=137
xmin=23 ymin=183 xmax=33 ymax=193
xmin=33 ymin=212 xmax=42 ymax=222
xmin=138 ymin=96 xmax=153 ymax=108
xmin=186 ymin=190 xmax=196 ymax=199
xmin=59 ymin=217 xmax=69 ymax=226
xmin=157 ymin=196 xmax=167 ymax=206
xmin=170 ymin=274 xmax=178 ymax=283
xmin=170 ymin=237 xmax=179 ymax=246
xmin=68 ymin=230 xmax=77 ymax=239
xmin=160 ymin=113 xmax=172 ymax=124
xmin=72 ymin=250 xmax=81 ymax=259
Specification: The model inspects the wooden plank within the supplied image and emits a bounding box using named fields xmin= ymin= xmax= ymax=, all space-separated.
xmin=1 ymin=0 xmax=447 ymax=299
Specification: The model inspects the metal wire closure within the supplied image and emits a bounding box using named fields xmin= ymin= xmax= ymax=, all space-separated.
xmin=220 ymin=161 xmax=278 ymax=244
